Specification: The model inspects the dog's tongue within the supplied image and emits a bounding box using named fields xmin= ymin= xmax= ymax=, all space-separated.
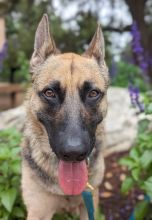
xmin=58 ymin=160 xmax=88 ymax=195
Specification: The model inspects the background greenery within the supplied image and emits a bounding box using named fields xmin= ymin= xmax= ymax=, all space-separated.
xmin=0 ymin=0 xmax=152 ymax=219
xmin=119 ymin=93 xmax=152 ymax=220
xmin=0 ymin=129 xmax=25 ymax=220
xmin=0 ymin=0 xmax=152 ymax=89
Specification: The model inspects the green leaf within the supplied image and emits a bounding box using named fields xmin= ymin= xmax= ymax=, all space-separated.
xmin=131 ymin=168 xmax=140 ymax=181
xmin=142 ymin=177 xmax=152 ymax=199
xmin=0 ymin=148 xmax=11 ymax=160
xmin=134 ymin=200 xmax=150 ymax=220
xmin=11 ymin=147 xmax=21 ymax=157
xmin=138 ymin=119 xmax=150 ymax=134
xmin=0 ymin=184 xmax=4 ymax=192
xmin=0 ymin=162 xmax=9 ymax=174
xmin=119 ymin=157 xmax=136 ymax=169
xmin=140 ymin=150 xmax=152 ymax=168
xmin=11 ymin=176 xmax=20 ymax=186
xmin=11 ymin=161 xmax=21 ymax=174
xmin=145 ymin=103 xmax=152 ymax=115
xmin=0 ymin=213 xmax=9 ymax=220
xmin=121 ymin=177 xmax=134 ymax=194
xmin=129 ymin=147 xmax=140 ymax=162
xmin=139 ymin=133 xmax=151 ymax=142
xmin=96 ymin=208 xmax=105 ymax=220
xmin=1 ymin=188 xmax=17 ymax=212
xmin=12 ymin=207 xmax=25 ymax=218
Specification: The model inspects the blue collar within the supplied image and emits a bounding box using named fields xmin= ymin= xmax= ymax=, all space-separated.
xmin=82 ymin=191 xmax=95 ymax=220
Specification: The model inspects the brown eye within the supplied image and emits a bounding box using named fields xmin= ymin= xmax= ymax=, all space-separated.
xmin=88 ymin=90 xmax=99 ymax=98
xmin=44 ymin=89 xmax=56 ymax=98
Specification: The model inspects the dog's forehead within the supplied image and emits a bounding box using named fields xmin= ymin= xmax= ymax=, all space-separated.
xmin=35 ymin=53 xmax=107 ymax=91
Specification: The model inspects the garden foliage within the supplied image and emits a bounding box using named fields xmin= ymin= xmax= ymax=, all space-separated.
xmin=111 ymin=61 xmax=147 ymax=92
xmin=0 ymin=129 xmax=25 ymax=220
xmin=119 ymin=92 xmax=152 ymax=219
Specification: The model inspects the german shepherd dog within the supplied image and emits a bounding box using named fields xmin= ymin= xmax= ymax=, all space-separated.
xmin=22 ymin=14 xmax=109 ymax=220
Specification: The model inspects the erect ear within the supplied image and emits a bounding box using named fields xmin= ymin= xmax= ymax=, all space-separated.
xmin=30 ymin=14 xmax=58 ymax=73
xmin=83 ymin=24 xmax=105 ymax=65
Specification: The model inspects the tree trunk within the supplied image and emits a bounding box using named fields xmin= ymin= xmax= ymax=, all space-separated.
xmin=124 ymin=0 xmax=152 ymax=83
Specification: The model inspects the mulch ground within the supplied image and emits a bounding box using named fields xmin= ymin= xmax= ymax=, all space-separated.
xmin=99 ymin=151 xmax=144 ymax=220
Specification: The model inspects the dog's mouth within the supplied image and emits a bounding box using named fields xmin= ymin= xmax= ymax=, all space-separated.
xmin=58 ymin=160 xmax=88 ymax=195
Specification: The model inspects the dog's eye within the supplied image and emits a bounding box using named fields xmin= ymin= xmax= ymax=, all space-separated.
xmin=88 ymin=90 xmax=100 ymax=98
xmin=44 ymin=89 xmax=56 ymax=98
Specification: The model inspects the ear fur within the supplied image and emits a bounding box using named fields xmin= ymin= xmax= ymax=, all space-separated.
xmin=30 ymin=14 xmax=58 ymax=73
xmin=83 ymin=24 xmax=105 ymax=65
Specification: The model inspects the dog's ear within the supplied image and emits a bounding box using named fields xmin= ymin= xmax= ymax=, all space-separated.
xmin=83 ymin=24 xmax=105 ymax=65
xmin=30 ymin=14 xmax=58 ymax=73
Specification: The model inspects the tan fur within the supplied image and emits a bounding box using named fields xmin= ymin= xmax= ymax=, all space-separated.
xmin=22 ymin=14 xmax=109 ymax=220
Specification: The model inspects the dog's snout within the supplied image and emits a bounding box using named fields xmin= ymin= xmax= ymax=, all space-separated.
xmin=59 ymin=138 xmax=88 ymax=161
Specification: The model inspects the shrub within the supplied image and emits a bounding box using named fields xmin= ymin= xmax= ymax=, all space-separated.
xmin=1 ymin=51 xmax=29 ymax=83
xmin=111 ymin=61 xmax=147 ymax=91
xmin=0 ymin=128 xmax=25 ymax=220
xmin=119 ymin=93 xmax=152 ymax=219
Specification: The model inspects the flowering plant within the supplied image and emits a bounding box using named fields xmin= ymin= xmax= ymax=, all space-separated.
xmin=119 ymin=93 xmax=152 ymax=219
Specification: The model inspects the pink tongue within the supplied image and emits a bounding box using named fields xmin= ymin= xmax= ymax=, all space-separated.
xmin=58 ymin=160 xmax=88 ymax=195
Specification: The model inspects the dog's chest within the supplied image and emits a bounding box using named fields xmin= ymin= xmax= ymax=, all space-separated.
xmin=57 ymin=195 xmax=83 ymax=215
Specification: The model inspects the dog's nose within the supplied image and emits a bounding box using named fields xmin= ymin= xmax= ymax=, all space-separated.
xmin=59 ymin=138 xmax=88 ymax=161
xmin=62 ymin=148 xmax=87 ymax=161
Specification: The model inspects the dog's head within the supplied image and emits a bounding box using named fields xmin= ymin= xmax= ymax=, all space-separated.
xmin=29 ymin=14 xmax=109 ymax=163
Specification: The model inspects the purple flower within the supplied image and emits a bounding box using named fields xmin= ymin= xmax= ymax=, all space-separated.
xmin=109 ymin=57 xmax=117 ymax=79
xmin=128 ymin=83 xmax=144 ymax=113
xmin=129 ymin=21 xmax=148 ymax=113
xmin=131 ymin=21 xmax=149 ymax=83
xmin=0 ymin=42 xmax=7 ymax=71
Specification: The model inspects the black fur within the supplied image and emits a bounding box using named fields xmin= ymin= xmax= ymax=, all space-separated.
xmin=22 ymin=145 xmax=57 ymax=185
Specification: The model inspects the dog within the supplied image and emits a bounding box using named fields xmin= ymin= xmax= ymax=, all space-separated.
xmin=21 ymin=14 xmax=109 ymax=220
